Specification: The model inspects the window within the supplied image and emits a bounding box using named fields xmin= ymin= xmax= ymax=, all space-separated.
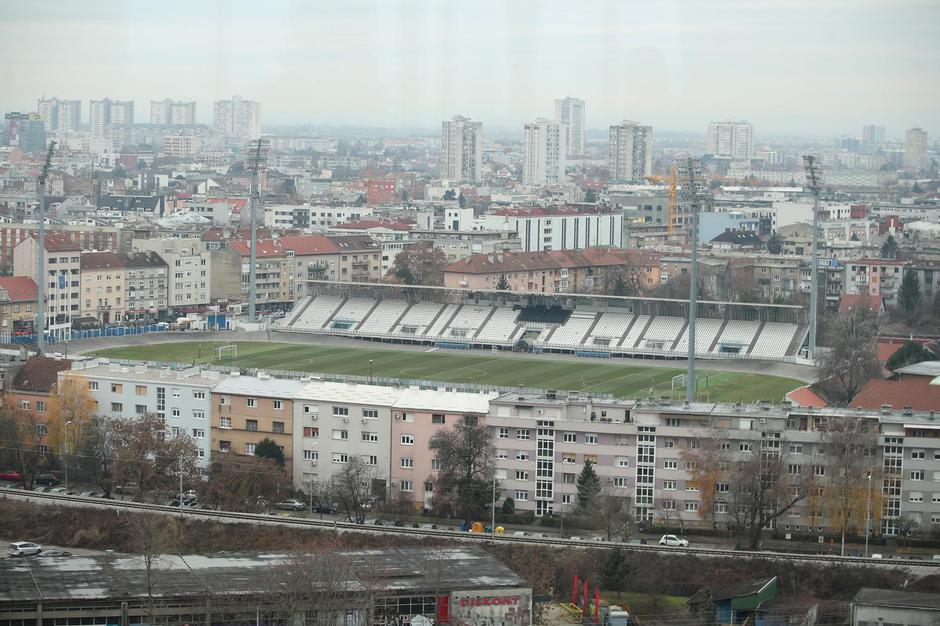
xmin=333 ymin=429 xmax=349 ymax=440
xmin=562 ymin=473 xmax=576 ymax=484
xmin=246 ymin=419 xmax=258 ymax=431
xmin=514 ymin=490 xmax=528 ymax=501
xmin=613 ymin=477 xmax=629 ymax=488
xmin=273 ymin=400 xmax=283 ymax=410
xmin=911 ymin=450 xmax=926 ymax=460
xmin=219 ymin=441 xmax=231 ymax=452
xmin=814 ymin=466 xmax=826 ymax=477
xmin=172 ymin=408 xmax=180 ymax=418
xmin=563 ymin=432 xmax=577 ymax=443
xmin=685 ymin=502 xmax=699 ymax=512
xmin=362 ymin=431 xmax=379 ymax=442
xmin=911 ymin=470 xmax=925 ymax=481
xmin=561 ymin=493 xmax=572 ymax=504
xmin=661 ymin=500 xmax=676 ymax=511
xmin=663 ymin=459 xmax=678 ymax=470
xmin=617 ymin=457 xmax=629 ymax=468
xmin=111 ymin=383 xmax=122 ymax=393
xmin=246 ymin=397 xmax=257 ymax=408
xmin=715 ymin=502 xmax=729 ymax=514
xmin=585 ymin=433 xmax=598 ymax=445
xmin=245 ymin=443 xmax=256 ymax=455
xmin=909 ymin=492 xmax=924 ymax=503
xmin=789 ymin=444 xmax=803 ymax=455
xmin=740 ymin=443 xmax=752 ymax=452
xmin=272 ymin=421 xmax=285 ymax=434
xmin=362 ymin=409 xmax=378 ymax=419
xmin=663 ymin=480 xmax=677 ymax=490
xmin=303 ymin=427 xmax=318 ymax=438
xmin=192 ymin=429 xmax=205 ymax=439
xmin=193 ymin=391 xmax=205 ymax=400
xmin=332 ymin=452 xmax=349 ymax=464
xmin=401 ymin=434 xmax=414 ymax=445
xmin=220 ymin=417 xmax=232 ymax=429
xmin=400 ymin=480 xmax=413 ymax=492
xmin=562 ymin=453 xmax=576 ymax=464
xmin=135 ymin=385 xmax=147 ymax=396
xmin=219 ymin=396 xmax=228 ymax=405
xmin=515 ymin=470 xmax=529 ymax=480
xmin=516 ymin=451 xmax=530 ymax=461
xmin=717 ymin=482 xmax=729 ymax=493
xmin=363 ymin=455 xmax=378 ymax=466
xmin=789 ymin=464 xmax=802 ymax=475
xmin=497 ymin=449 xmax=508 ymax=459
xmin=432 ymin=414 xmax=445 ymax=424
xmin=498 ymin=427 xmax=509 ymax=439
xmin=111 ymin=402 xmax=123 ymax=412
xmin=333 ymin=406 xmax=349 ymax=417
xmin=431 ymin=459 xmax=441 ymax=470
xmin=686 ymin=484 xmax=700 ymax=492
xmin=664 ymin=439 xmax=675 ymax=448
xmin=135 ymin=404 xmax=147 ymax=415
xmin=686 ymin=460 xmax=697 ymax=471
xmin=516 ymin=428 xmax=530 ymax=440
xmin=665 ymin=418 xmax=680 ymax=427
xmin=401 ymin=457 xmax=414 ymax=468
xmin=193 ymin=410 xmax=205 ymax=420
xmin=89 ymin=381 xmax=99 ymax=391
xmin=303 ymin=450 xmax=318 ymax=461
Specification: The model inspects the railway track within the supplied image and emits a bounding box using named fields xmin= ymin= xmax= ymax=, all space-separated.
xmin=3 ymin=488 xmax=933 ymax=570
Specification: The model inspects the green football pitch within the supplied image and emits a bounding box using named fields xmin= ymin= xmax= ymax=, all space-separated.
xmin=92 ymin=341 xmax=800 ymax=403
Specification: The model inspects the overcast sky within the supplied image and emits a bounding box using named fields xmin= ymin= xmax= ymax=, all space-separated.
xmin=1 ymin=0 xmax=937 ymax=139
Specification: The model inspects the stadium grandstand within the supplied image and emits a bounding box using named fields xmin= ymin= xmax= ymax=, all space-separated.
xmin=275 ymin=281 xmax=808 ymax=362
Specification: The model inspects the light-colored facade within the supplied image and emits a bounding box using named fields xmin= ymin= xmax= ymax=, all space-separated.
xmin=89 ymin=98 xmax=134 ymax=136
xmin=844 ymin=258 xmax=904 ymax=306
xmin=133 ymin=238 xmax=211 ymax=312
xmin=554 ymin=97 xmax=584 ymax=158
xmin=80 ymin=252 xmax=128 ymax=324
xmin=851 ymin=589 xmax=940 ymax=626
xmin=522 ymin=118 xmax=566 ymax=187
xmin=609 ymin=122 xmax=653 ymax=182
xmin=441 ymin=116 xmax=483 ymax=183
xmin=904 ymin=127 xmax=929 ymax=171
xmin=213 ymin=96 xmax=261 ymax=139
xmin=36 ymin=98 xmax=81 ymax=132
xmin=150 ymin=99 xmax=196 ymax=125
xmin=481 ymin=207 xmax=623 ymax=253
xmin=211 ymin=375 xmax=304 ymax=476
xmin=62 ymin=361 xmax=220 ymax=468
xmin=13 ymin=235 xmax=81 ymax=339
xmin=707 ymin=120 xmax=753 ymax=159
xmin=122 ymin=252 xmax=169 ymax=322
xmin=861 ymin=125 xmax=885 ymax=145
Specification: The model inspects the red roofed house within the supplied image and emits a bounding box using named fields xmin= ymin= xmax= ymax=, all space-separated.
xmin=785 ymin=385 xmax=829 ymax=408
xmin=838 ymin=294 xmax=885 ymax=314
xmin=850 ymin=361 xmax=940 ymax=412
xmin=0 ymin=276 xmax=38 ymax=336
xmin=365 ymin=178 xmax=397 ymax=206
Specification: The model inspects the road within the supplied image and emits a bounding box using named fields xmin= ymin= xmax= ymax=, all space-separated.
xmin=64 ymin=329 xmax=818 ymax=382
xmin=4 ymin=488 xmax=935 ymax=577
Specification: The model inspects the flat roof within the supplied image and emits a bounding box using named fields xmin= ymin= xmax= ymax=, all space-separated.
xmin=69 ymin=361 xmax=223 ymax=387
xmin=298 ymin=380 xmax=495 ymax=413
xmin=896 ymin=360 xmax=940 ymax=377
xmin=0 ymin=547 xmax=526 ymax=603
xmin=853 ymin=588 xmax=940 ymax=611
xmin=213 ymin=375 xmax=307 ymax=398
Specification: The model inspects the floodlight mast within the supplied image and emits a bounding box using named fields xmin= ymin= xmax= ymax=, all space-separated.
xmin=36 ymin=141 xmax=56 ymax=354
xmin=246 ymin=139 xmax=269 ymax=322
xmin=682 ymin=158 xmax=705 ymax=403
xmin=803 ymin=155 xmax=822 ymax=361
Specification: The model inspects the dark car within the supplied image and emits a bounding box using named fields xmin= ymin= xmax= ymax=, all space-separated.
xmin=34 ymin=473 xmax=60 ymax=486
xmin=312 ymin=503 xmax=337 ymax=514
xmin=39 ymin=549 xmax=72 ymax=558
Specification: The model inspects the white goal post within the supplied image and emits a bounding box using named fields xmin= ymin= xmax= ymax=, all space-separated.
xmin=216 ymin=344 xmax=238 ymax=360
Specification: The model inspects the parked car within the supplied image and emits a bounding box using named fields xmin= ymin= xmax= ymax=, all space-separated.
xmin=8 ymin=542 xmax=42 ymax=557
xmin=0 ymin=471 xmax=22 ymax=482
xmin=659 ymin=535 xmax=689 ymax=547
xmin=312 ymin=503 xmax=337 ymax=514
xmin=38 ymin=549 xmax=71 ymax=558
xmin=34 ymin=473 xmax=60 ymax=486
xmin=276 ymin=499 xmax=306 ymax=511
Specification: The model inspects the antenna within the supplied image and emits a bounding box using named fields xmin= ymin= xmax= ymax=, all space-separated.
xmin=679 ymin=158 xmax=706 ymax=403
xmin=36 ymin=141 xmax=56 ymax=354
xmin=245 ymin=138 xmax=269 ymax=322
xmin=803 ymin=155 xmax=822 ymax=361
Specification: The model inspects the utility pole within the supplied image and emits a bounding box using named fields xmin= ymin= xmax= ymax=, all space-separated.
xmin=179 ymin=455 xmax=184 ymax=513
xmin=246 ymin=139 xmax=268 ymax=323
xmin=803 ymin=155 xmax=822 ymax=361
xmin=36 ymin=141 xmax=56 ymax=353
xmin=682 ymin=158 xmax=705 ymax=403
xmin=864 ymin=471 xmax=872 ymax=558
xmin=490 ymin=473 xmax=497 ymax=539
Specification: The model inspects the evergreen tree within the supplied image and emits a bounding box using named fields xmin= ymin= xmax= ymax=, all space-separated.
xmin=255 ymin=437 xmax=285 ymax=467
xmin=897 ymin=270 xmax=922 ymax=326
xmin=880 ymin=235 xmax=899 ymax=259
xmin=600 ymin=548 xmax=632 ymax=592
xmin=501 ymin=497 xmax=515 ymax=515
xmin=766 ymin=233 xmax=783 ymax=254
xmin=584 ymin=188 xmax=598 ymax=203
xmin=576 ymin=460 xmax=601 ymax=507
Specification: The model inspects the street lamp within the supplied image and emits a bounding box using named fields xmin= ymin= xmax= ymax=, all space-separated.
xmin=368 ymin=359 xmax=374 ymax=383
xmin=864 ymin=471 xmax=873 ymax=558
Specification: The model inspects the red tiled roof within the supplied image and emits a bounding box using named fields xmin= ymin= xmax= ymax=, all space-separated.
xmin=40 ymin=232 xmax=81 ymax=252
xmin=850 ymin=376 xmax=940 ymax=412
xmin=0 ymin=277 xmax=37 ymax=302
xmin=786 ymin=386 xmax=829 ymax=408
xmin=877 ymin=341 xmax=904 ymax=364
xmin=81 ymin=251 xmax=125 ymax=270
xmin=12 ymin=356 xmax=72 ymax=393
xmin=228 ymin=235 xmax=339 ymax=258
xmin=839 ymin=294 xmax=884 ymax=313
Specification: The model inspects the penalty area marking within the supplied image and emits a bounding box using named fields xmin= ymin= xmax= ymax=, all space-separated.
xmin=425 ymin=347 xmax=438 ymax=352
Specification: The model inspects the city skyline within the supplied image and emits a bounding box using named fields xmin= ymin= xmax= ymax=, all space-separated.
xmin=1 ymin=1 xmax=938 ymax=137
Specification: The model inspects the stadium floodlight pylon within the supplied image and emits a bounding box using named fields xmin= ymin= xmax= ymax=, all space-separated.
xmin=803 ymin=155 xmax=822 ymax=361
xmin=36 ymin=141 xmax=56 ymax=354
xmin=679 ymin=158 xmax=707 ymax=403
xmin=245 ymin=138 xmax=270 ymax=322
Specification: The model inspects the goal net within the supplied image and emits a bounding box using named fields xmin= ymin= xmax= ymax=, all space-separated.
xmin=216 ymin=344 xmax=238 ymax=360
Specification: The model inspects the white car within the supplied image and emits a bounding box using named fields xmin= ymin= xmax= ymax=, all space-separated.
xmin=8 ymin=542 xmax=42 ymax=557
xmin=659 ymin=534 xmax=689 ymax=547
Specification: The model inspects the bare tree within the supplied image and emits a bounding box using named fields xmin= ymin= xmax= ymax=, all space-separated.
xmin=429 ymin=416 xmax=495 ymax=526
xmin=822 ymin=415 xmax=882 ymax=554
xmin=681 ymin=428 xmax=732 ymax=527
xmin=127 ymin=513 xmax=182 ymax=620
xmin=262 ymin=546 xmax=359 ymax=625
xmin=0 ymin=397 xmax=50 ymax=488
xmin=110 ymin=413 xmax=200 ymax=501
xmin=204 ymin=453 xmax=286 ymax=512
xmin=654 ymin=491 xmax=686 ymax=534
xmin=72 ymin=418 xmax=118 ymax=497
xmin=588 ymin=486 xmax=633 ymax=541
xmin=818 ymin=308 xmax=883 ymax=405
xmin=334 ymin=456 xmax=378 ymax=523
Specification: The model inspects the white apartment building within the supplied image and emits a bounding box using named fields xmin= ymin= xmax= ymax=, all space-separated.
xmin=62 ymin=360 xmax=221 ymax=469
xmin=441 ymin=116 xmax=483 ymax=183
xmin=89 ymin=98 xmax=134 ymax=136
xmin=522 ymin=118 xmax=566 ymax=187
xmin=36 ymin=98 xmax=81 ymax=132
xmin=707 ymin=120 xmax=754 ymax=159
xmin=554 ymin=97 xmax=584 ymax=158
xmin=482 ymin=207 xmax=623 ymax=252
xmin=163 ymin=134 xmax=201 ymax=158
xmin=151 ymin=99 xmax=196 ymax=125
xmin=213 ymin=96 xmax=262 ymax=139
xmin=12 ymin=234 xmax=81 ymax=339
xmin=608 ymin=122 xmax=653 ymax=182
xmin=904 ymin=128 xmax=929 ymax=171
xmin=133 ymin=238 xmax=211 ymax=312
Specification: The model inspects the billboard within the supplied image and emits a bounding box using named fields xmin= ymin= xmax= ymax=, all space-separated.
xmin=449 ymin=589 xmax=532 ymax=626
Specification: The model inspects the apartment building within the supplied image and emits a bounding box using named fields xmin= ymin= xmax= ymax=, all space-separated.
xmin=62 ymin=360 xmax=221 ymax=468
xmin=554 ymin=97 xmax=585 ymax=158
xmin=481 ymin=205 xmax=623 ymax=253
xmin=441 ymin=115 xmax=483 ymax=183
xmin=80 ymin=252 xmax=130 ymax=324
xmin=213 ymin=95 xmax=261 ymax=139
xmin=330 ymin=235 xmax=383 ymax=283
xmin=133 ymin=238 xmax=211 ymax=313
xmin=13 ymin=234 xmax=81 ymax=339
xmin=522 ymin=118 xmax=566 ymax=187
xmin=845 ymin=258 xmax=905 ymax=306
xmin=121 ymin=252 xmax=169 ymax=322
xmin=0 ymin=225 xmax=121 ymax=272
xmin=0 ymin=277 xmax=37 ymax=335
xmin=150 ymin=99 xmax=196 ymax=125
xmin=608 ymin=121 xmax=653 ymax=182
xmin=210 ymin=375 xmax=305 ymax=476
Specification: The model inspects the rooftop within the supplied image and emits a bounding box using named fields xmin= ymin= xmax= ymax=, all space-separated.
xmin=213 ymin=374 xmax=307 ymax=398
xmin=853 ymin=588 xmax=940 ymax=611
xmin=12 ymin=356 xmax=72 ymax=393
xmin=895 ymin=360 xmax=940 ymax=377
xmin=297 ymin=381 xmax=496 ymax=413
xmin=68 ymin=360 xmax=224 ymax=386
xmin=490 ymin=204 xmax=617 ymax=217
xmin=850 ymin=375 xmax=940 ymax=413
xmin=0 ymin=276 xmax=37 ymax=303
xmin=228 ymin=235 xmax=339 ymax=258
xmin=445 ymin=247 xmax=653 ymax=274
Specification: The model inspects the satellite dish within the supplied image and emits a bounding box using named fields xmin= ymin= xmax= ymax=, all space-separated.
xmin=411 ymin=616 xmax=433 ymax=626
